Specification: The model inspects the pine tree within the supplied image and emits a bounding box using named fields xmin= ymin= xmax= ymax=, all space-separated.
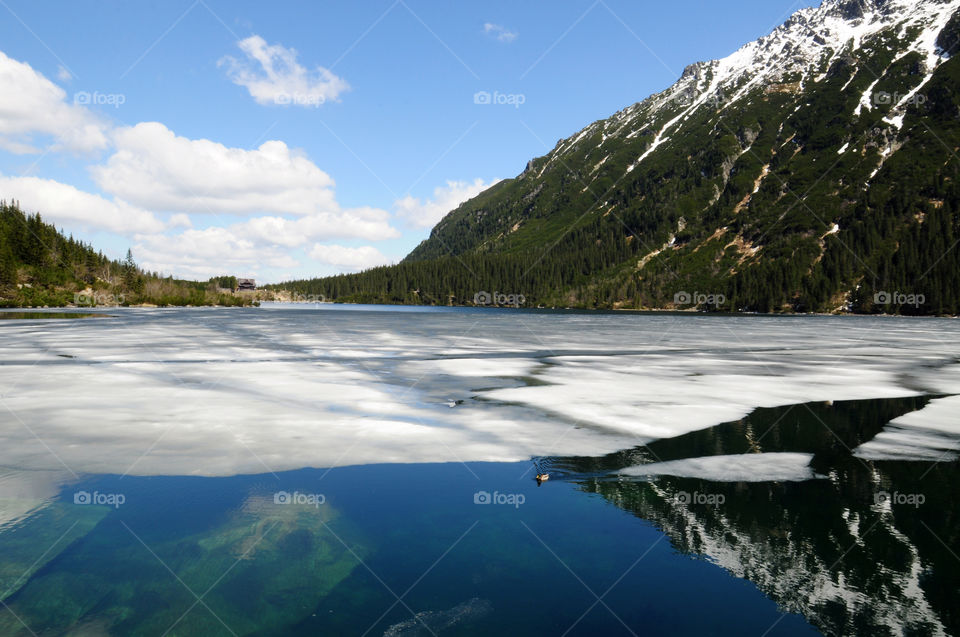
xmin=123 ymin=249 xmax=137 ymax=289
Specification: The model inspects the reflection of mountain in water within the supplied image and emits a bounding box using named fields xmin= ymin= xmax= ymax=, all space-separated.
xmin=553 ymin=397 xmax=960 ymax=637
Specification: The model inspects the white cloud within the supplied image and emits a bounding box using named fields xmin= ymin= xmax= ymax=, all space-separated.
xmin=82 ymin=120 xmax=403 ymax=280
xmin=92 ymin=122 xmax=400 ymax=245
xmin=483 ymin=23 xmax=517 ymax=43
xmin=168 ymin=213 xmax=192 ymax=229
xmin=395 ymin=178 xmax=499 ymax=228
xmin=0 ymin=174 xmax=168 ymax=234
xmin=0 ymin=48 xmax=404 ymax=281
xmin=134 ymin=227 xmax=300 ymax=280
xmin=219 ymin=35 xmax=348 ymax=108
xmin=0 ymin=50 xmax=108 ymax=154
xmin=237 ymin=207 xmax=399 ymax=247
xmin=308 ymin=244 xmax=392 ymax=270
xmin=56 ymin=65 xmax=72 ymax=82
xmin=92 ymin=122 xmax=395 ymax=236
xmin=93 ymin=122 xmax=338 ymax=215
xmin=131 ymin=208 xmax=398 ymax=280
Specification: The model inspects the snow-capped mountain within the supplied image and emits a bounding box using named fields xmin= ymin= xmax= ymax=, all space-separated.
xmin=543 ymin=0 xmax=960 ymax=188
xmin=583 ymin=474 xmax=952 ymax=636
xmin=301 ymin=0 xmax=960 ymax=315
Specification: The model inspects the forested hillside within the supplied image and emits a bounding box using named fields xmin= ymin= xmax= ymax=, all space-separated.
xmin=0 ymin=201 xmax=253 ymax=307
xmin=276 ymin=0 xmax=960 ymax=316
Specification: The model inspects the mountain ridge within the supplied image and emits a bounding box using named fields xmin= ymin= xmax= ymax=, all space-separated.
xmin=279 ymin=0 xmax=960 ymax=315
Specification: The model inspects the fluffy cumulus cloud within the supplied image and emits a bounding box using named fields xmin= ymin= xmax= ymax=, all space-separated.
xmin=92 ymin=122 xmax=344 ymax=216
xmin=483 ymin=23 xmax=518 ymax=43
xmin=0 ymin=51 xmax=108 ymax=154
xmin=237 ymin=207 xmax=398 ymax=247
xmin=308 ymin=244 xmax=392 ymax=270
xmin=0 ymin=175 xmax=173 ymax=234
xmin=0 ymin=48 xmax=400 ymax=280
xmin=219 ymin=35 xmax=348 ymax=108
xmin=395 ymin=178 xmax=500 ymax=228
xmin=132 ymin=213 xmax=398 ymax=280
xmin=87 ymin=120 xmax=399 ymax=275
xmin=134 ymin=227 xmax=300 ymax=280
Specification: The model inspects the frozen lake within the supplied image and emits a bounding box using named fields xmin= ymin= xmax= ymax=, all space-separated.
xmin=0 ymin=306 xmax=957 ymax=635
xmin=0 ymin=305 xmax=958 ymax=477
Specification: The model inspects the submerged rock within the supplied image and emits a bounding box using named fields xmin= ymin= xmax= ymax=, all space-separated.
xmin=383 ymin=597 xmax=492 ymax=636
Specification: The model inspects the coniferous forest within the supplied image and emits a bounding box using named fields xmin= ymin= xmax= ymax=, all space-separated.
xmin=0 ymin=201 xmax=254 ymax=307
xmin=273 ymin=25 xmax=960 ymax=316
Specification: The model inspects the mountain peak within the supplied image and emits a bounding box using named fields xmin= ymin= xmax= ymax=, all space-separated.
xmin=346 ymin=0 xmax=960 ymax=316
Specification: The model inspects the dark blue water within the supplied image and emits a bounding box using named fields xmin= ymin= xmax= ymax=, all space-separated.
xmin=2 ymin=300 xmax=958 ymax=637
xmin=0 ymin=460 xmax=818 ymax=636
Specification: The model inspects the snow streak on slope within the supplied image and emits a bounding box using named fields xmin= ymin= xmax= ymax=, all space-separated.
xmin=635 ymin=480 xmax=950 ymax=636
xmin=538 ymin=0 xmax=960 ymax=179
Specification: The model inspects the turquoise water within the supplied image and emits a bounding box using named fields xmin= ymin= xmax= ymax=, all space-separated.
xmin=0 ymin=397 xmax=955 ymax=635
xmin=0 ymin=465 xmax=815 ymax=636
xmin=1 ymin=307 xmax=958 ymax=635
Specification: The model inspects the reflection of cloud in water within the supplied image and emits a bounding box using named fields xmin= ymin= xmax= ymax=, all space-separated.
xmin=0 ymin=308 xmax=958 ymax=476
xmin=0 ymin=473 xmax=108 ymax=606
xmin=0 ymin=469 xmax=71 ymax=529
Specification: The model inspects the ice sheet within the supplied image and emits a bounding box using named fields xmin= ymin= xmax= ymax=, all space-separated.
xmin=0 ymin=469 xmax=72 ymax=528
xmin=0 ymin=308 xmax=957 ymax=477
xmin=854 ymin=395 xmax=960 ymax=461
xmin=619 ymin=453 xmax=823 ymax=482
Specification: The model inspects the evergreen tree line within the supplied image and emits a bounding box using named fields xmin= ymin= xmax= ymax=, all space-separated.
xmin=272 ymin=170 xmax=960 ymax=316
xmin=0 ymin=201 xmax=252 ymax=307
xmin=272 ymin=44 xmax=960 ymax=316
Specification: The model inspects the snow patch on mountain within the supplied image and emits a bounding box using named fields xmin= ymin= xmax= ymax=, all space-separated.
xmin=539 ymin=0 xmax=960 ymax=180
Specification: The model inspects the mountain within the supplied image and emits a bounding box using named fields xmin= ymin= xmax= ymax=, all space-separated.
xmin=554 ymin=397 xmax=960 ymax=635
xmin=280 ymin=0 xmax=960 ymax=315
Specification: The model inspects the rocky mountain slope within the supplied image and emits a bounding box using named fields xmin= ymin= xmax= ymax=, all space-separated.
xmin=284 ymin=0 xmax=960 ymax=314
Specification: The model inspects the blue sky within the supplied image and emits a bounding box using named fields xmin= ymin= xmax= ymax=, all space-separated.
xmin=0 ymin=0 xmax=809 ymax=282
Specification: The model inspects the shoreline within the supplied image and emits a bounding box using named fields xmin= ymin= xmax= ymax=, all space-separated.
xmin=0 ymin=301 xmax=955 ymax=319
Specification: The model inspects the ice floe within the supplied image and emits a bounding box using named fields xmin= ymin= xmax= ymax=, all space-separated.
xmin=854 ymin=395 xmax=960 ymax=461
xmin=619 ymin=452 xmax=823 ymax=482
xmin=0 ymin=308 xmax=957 ymax=477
